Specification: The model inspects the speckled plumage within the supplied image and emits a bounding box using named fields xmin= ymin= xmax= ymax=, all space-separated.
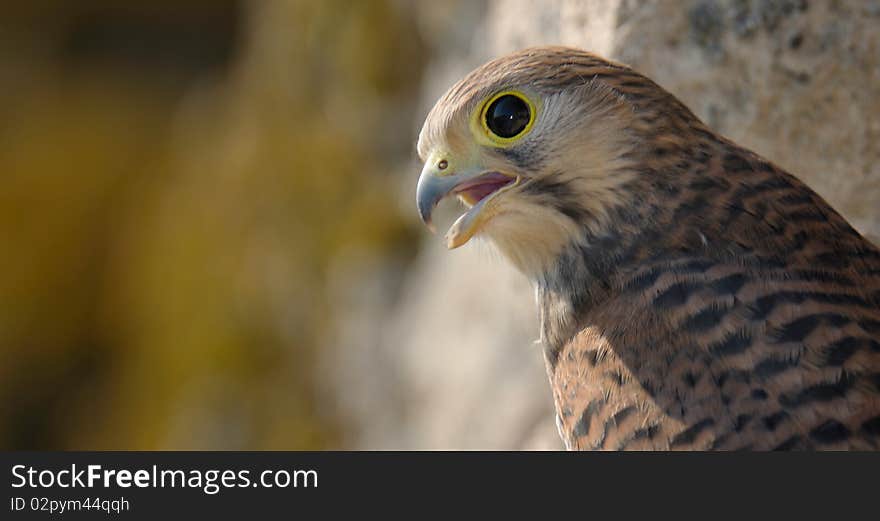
xmin=416 ymin=47 xmax=880 ymax=450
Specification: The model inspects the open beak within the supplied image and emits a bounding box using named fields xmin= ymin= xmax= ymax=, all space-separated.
xmin=416 ymin=161 xmax=518 ymax=248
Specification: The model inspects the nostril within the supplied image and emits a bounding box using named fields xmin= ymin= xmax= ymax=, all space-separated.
xmin=437 ymin=159 xmax=448 ymax=170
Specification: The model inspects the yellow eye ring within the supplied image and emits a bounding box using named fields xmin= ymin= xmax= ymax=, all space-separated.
xmin=475 ymin=90 xmax=537 ymax=146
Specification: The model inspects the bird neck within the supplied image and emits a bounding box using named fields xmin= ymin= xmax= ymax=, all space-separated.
xmin=532 ymin=134 xmax=875 ymax=354
xmin=530 ymin=135 xmax=764 ymax=350
xmin=533 ymin=202 xmax=653 ymax=351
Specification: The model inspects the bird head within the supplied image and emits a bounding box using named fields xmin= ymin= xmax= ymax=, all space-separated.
xmin=415 ymin=47 xmax=658 ymax=277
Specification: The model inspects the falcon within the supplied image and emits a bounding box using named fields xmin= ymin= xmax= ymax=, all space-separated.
xmin=415 ymin=46 xmax=880 ymax=450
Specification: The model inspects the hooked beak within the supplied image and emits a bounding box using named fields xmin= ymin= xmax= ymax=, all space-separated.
xmin=416 ymin=169 xmax=459 ymax=232
xmin=416 ymin=159 xmax=519 ymax=248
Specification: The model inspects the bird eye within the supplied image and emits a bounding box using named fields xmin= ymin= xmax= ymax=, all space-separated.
xmin=484 ymin=93 xmax=532 ymax=139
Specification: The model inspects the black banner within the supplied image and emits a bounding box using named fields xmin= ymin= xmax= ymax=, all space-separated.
xmin=3 ymin=452 xmax=877 ymax=518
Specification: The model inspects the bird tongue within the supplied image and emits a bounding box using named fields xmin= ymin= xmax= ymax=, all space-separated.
xmin=453 ymin=172 xmax=515 ymax=205
xmin=446 ymin=173 xmax=518 ymax=249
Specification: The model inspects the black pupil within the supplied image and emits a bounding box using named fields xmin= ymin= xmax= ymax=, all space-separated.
xmin=485 ymin=95 xmax=530 ymax=138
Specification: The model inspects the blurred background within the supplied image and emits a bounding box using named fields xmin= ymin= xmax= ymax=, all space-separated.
xmin=1 ymin=0 xmax=878 ymax=449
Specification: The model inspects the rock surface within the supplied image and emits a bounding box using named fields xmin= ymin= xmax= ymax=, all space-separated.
xmin=327 ymin=0 xmax=880 ymax=449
